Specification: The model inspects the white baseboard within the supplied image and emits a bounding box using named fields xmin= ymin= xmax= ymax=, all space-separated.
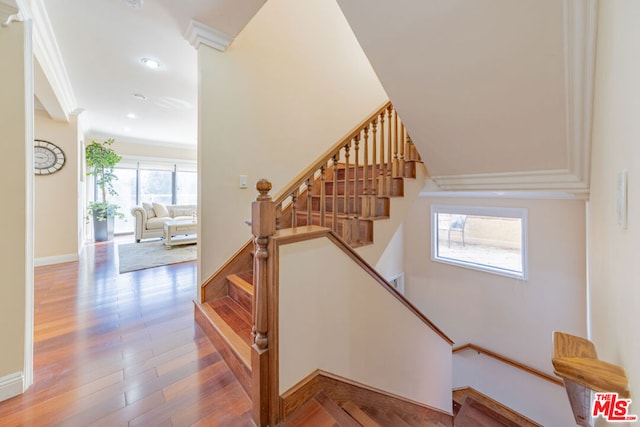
xmin=0 ymin=372 xmax=24 ymax=402
xmin=34 ymin=253 xmax=79 ymax=267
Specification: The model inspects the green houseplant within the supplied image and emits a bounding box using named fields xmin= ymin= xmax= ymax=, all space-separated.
xmin=86 ymin=138 xmax=124 ymax=242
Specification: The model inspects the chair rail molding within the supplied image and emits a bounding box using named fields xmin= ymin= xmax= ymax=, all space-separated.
xmin=185 ymin=19 xmax=234 ymax=52
xmin=431 ymin=0 xmax=597 ymax=196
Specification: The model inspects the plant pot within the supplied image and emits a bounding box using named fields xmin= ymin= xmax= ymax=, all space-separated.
xmin=93 ymin=215 xmax=115 ymax=242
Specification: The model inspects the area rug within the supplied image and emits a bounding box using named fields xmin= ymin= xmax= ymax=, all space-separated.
xmin=118 ymin=241 xmax=197 ymax=273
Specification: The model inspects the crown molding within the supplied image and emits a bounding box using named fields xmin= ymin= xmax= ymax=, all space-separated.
xmin=430 ymin=0 xmax=597 ymax=198
xmin=430 ymin=169 xmax=589 ymax=198
xmin=0 ymin=2 xmax=19 ymax=26
xmin=185 ymin=19 xmax=233 ymax=52
xmin=30 ymin=0 xmax=76 ymax=121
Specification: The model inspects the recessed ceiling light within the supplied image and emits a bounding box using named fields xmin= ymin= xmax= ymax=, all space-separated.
xmin=132 ymin=93 xmax=147 ymax=100
xmin=141 ymin=58 xmax=160 ymax=70
xmin=127 ymin=113 xmax=137 ymax=119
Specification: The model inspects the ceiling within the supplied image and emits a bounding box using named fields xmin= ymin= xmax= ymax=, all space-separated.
xmin=337 ymin=0 xmax=597 ymax=193
xmin=39 ymin=0 xmax=265 ymax=147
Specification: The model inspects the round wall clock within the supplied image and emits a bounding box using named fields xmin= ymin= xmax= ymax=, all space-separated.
xmin=34 ymin=139 xmax=65 ymax=175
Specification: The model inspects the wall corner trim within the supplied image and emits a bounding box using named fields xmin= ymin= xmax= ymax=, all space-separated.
xmin=0 ymin=371 xmax=24 ymax=402
xmin=34 ymin=253 xmax=79 ymax=267
xmin=30 ymin=0 xmax=76 ymax=121
xmin=185 ymin=19 xmax=233 ymax=52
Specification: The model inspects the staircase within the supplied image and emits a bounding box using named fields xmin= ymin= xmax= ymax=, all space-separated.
xmin=194 ymin=102 xmax=451 ymax=426
xmin=194 ymin=158 xmax=422 ymax=398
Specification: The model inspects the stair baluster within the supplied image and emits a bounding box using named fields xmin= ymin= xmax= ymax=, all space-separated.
xmin=290 ymin=189 xmax=298 ymax=228
xmin=386 ymin=105 xmax=393 ymax=195
xmin=378 ymin=111 xmax=385 ymax=196
xmin=370 ymin=118 xmax=378 ymax=218
xmin=392 ymin=108 xmax=399 ymax=178
xmin=320 ymin=165 xmax=327 ymax=227
xmin=332 ymin=154 xmax=339 ymax=233
xmin=399 ymin=122 xmax=405 ymax=176
xmin=361 ymin=126 xmax=370 ymax=218
xmin=353 ymin=134 xmax=361 ymax=244
xmin=306 ymin=177 xmax=312 ymax=225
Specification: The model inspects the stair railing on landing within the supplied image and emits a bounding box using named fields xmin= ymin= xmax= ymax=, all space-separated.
xmin=271 ymin=101 xmax=419 ymax=244
xmin=250 ymin=180 xmax=451 ymax=427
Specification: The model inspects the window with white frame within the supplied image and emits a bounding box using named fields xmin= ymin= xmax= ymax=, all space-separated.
xmin=431 ymin=205 xmax=528 ymax=279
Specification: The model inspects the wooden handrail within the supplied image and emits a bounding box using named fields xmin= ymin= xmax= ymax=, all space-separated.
xmin=453 ymin=343 xmax=563 ymax=386
xmin=272 ymin=100 xmax=392 ymax=206
xmin=552 ymin=331 xmax=629 ymax=396
xmin=552 ymin=332 xmax=630 ymax=426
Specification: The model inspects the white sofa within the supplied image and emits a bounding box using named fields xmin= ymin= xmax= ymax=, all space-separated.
xmin=131 ymin=202 xmax=196 ymax=242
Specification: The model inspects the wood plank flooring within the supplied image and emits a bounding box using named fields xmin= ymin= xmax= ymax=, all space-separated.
xmin=0 ymin=237 xmax=252 ymax=426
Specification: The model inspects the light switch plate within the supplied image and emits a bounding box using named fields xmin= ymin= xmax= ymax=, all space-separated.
xmin=239 ymin=175 xmax=248 ymax=189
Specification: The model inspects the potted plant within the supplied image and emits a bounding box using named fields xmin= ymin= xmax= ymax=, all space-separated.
xmin=86 ymin=138 xmax=124 ymax=242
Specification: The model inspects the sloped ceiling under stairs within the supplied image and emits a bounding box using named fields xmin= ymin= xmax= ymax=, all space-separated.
xmin=337 ymin=0 xmax=597 ymax=195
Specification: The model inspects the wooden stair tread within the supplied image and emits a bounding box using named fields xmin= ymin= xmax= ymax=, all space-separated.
xmin=208 ymin=297 xmax=253 ymax=346
xmin=283 ymin=393 xmax=361 ymax=427
xmin=196 ymin=301 xmax=251 ymax=367
xmin=227 ymin=273 xmax=254 ymax=292
xmin=452 ymin=388 xmax=541 ymax=427
xmin=341 ymin=402 xmax=382 ymax=427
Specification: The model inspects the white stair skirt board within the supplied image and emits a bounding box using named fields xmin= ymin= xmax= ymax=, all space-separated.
xmin=0 ymin=371 xmax=24 ymax=402
xmin=34 ymin=253 xmax=79 ymax=267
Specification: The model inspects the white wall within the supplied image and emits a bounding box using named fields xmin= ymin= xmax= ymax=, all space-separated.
xmin=453 ymin=352 xmax=574 ymax=426
xmin=197 ymin=0 xmax=388 ymax=286
xmin=279 ymin=237 xmax=452 ymax=412
xmin=0 ymin=17 xmax=33 ymax=400
xmin=34 ymin=110 xmax=81 ymax=265
xmin=589 ymin=0 xmax=640 ymax=411
xmin=403 ymin=195 xmax=586 ymax=424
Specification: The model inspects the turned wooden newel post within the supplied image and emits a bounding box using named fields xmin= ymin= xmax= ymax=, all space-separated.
xmin=252 ymin=179 xmax=276 ymax=427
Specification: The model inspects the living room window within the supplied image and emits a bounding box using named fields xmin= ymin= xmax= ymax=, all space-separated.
xmin=102 ymin=160 xmax=197 ymax=234
xmin=431 ymin=205 xmax=528 ymax=279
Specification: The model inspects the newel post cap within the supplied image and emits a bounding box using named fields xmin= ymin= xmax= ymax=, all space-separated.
xmin=252 ymin=179 xmax=276 ymax=237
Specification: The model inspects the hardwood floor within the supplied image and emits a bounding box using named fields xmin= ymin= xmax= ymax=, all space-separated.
xmin=0 ymin=237 xmax=252 ymax=426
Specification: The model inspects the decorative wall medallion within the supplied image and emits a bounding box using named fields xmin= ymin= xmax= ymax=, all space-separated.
xmin=34 ymin=139 xmax=65 ymax=175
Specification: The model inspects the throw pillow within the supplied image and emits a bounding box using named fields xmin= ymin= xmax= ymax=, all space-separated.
xmin=153 ymin=202 xmax=170 ymax=218
xmin=142 ymin=202 xmax=156 ymax=218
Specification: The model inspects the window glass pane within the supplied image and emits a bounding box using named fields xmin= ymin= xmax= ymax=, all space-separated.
xmin=139 ymin=170 xmax=173 ymax=205
xmin=432 ymin=206 xmax=527 ymax=279
xmin=176 ymin=171 xmax=197 ymax=205
xmin=112 ymin=168 xmax=137 ymax=234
